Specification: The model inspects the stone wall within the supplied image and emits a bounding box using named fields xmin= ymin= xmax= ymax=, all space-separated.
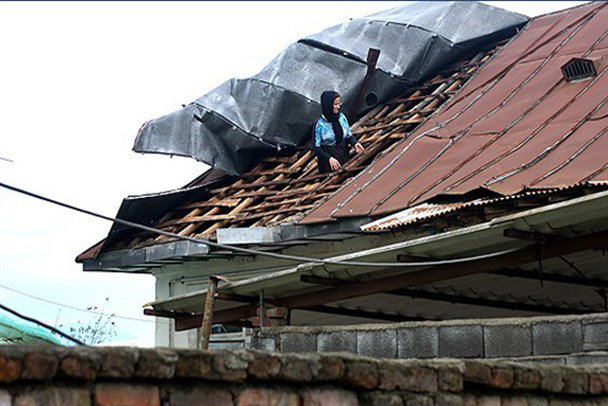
xmin=252 ymin=313 xmax=608 ymax=364
xmin=0 ymin=345 xmax=607 ymax=405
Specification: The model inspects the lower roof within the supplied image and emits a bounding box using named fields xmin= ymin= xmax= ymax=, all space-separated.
xmin=146 ymin=190 xmax=608 ymax=330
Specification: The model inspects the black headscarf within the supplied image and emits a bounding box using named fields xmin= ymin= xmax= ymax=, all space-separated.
xmin=320 ymin=90 xmax=344 ymax=144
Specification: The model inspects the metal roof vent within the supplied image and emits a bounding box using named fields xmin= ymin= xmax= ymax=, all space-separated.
xmin=561 ymin=58 xmax=598 ymax=82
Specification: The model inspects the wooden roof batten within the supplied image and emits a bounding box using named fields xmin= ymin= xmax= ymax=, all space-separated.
xmin=111 ymin=46 xmax=499 ymax=253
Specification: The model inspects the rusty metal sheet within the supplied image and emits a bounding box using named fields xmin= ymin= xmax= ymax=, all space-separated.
xmin=535 ymin=125 xmax=608 ymax=189
xmin=299 ymin=2 xmax=608 ymax=225
xmin=448 ymin=72 xmax=608 ymax=195
xmin=370 ymin=134 xmax=497 ymax=215
xmin=361 ymin=202 xmax=471 ymax=231
xmin=559 ymin=5 xmax=608 ymax=56
xmin=335 ymin=136 xmax=451 ymax=218
xmin=520 ymin=5 xmax=597 ymax=64
xmin=363 ymin=185 xmax=608 ymax=232
xmin=487 ymin=119 xmax=608 ymax=194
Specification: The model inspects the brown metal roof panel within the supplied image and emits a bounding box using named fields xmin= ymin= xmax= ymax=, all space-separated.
xmin=451 ymin=74 xmax=608 ymax=193
xmin=467 ymin=59 xmax=576 ymax=135
xmin=534 ymin=128 xmax=608 ymax=189
xmin=415 ymin=62 xmax=507 ymax=135
xmin=299 ymin=136 xmax=451 ymax=222
xmin=558 ymin=6 xmax=608 ymax=56
xmin=371 ymin=135 xmax=497 ymax=215
xmin=487 ymin=120 xmax=608 ymax=194
xmin=433 ymin=60 xmax=545 ymax=140
xmin=493 ymin=11 xmax=565 ymax=63
xmin=334 ymin=137 xmax=451 ymax=218
xmin=590 ymin=168 xmax=608 ymax=183
xmin=413 ymin=128 xmax=536 ymax=201
xmin=519 ymin=6 xmax=598 ymax=64
xmin=407 ymin=68 xmax=583 ymax=202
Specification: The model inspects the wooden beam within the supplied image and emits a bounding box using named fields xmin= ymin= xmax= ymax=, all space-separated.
xmin=489 ymin=268 xmax=608 ymax=288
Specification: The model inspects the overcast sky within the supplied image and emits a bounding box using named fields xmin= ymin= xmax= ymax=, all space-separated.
xmin=0 ymin=1 xmax=588 ymax=346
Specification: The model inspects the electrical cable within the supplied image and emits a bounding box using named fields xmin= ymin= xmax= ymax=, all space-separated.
xmin=0 ymin=302 xmax=87 ymax=346
xmin=0 ymin=181 xmax=523 ymax=267
xmin=0 ymin=283 xmax=169 ymax=324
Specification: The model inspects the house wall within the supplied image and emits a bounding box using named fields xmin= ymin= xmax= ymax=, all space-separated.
xmin=0 ymin=345 xmax=606 ymax=405
xmin=252 ymin=313 xmax=608 ymax=365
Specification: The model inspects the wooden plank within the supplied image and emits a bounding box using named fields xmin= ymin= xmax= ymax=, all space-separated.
xmin=164 ymin=214 xmax=237 ymax=226
xmin=241 ymin=167 xmax=298 ymax=177
xmin=260 ymin=156 xmax=298 ymax=164
xmin=232 ymin=204 xmax=317 ymax=222
xmin=180 ymin=198 xmax=241 ymax=210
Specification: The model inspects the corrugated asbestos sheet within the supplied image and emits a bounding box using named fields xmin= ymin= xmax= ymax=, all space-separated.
xmin=300 ymin=2 xmax=608 ymax=224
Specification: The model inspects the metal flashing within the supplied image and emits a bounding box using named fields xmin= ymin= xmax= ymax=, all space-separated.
xmin=82 ymin=240 xmax=209 ymax=272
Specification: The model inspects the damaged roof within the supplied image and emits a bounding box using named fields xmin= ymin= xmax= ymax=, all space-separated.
xmin=79 ymin=2 xmax=608 ymax=272
xmin=301 ymin=1 xmax=608 ymax=223
xmin=81 ymin=45 xmax=500 ymax=260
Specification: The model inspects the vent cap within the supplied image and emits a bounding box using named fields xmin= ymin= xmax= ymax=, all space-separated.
xmin=561 ymin=57 xmax=600 ymax=82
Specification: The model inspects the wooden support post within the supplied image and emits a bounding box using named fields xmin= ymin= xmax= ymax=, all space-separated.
xmin=199 ymin=275 xmax=219 ymax=350
xmin=259 ymin=290 xmax=264 ymax=329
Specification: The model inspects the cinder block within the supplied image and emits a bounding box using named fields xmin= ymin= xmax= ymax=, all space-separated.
xmin=583 ymin=319 xmax=608 ymax=351
xmin=317 ymin=331 xmax=357 ymax=354
xmin=439 ymin=325 xmax=483 ymax=358
xmin=397 ymin=327 xmax=438 ymax=359
xmin=251 ymin=337 xmax=276 ymax=352
xmin=280 ymin=333 xmax=317 ymax=353
xmin=251 ymin=317 xmax=287 ymax=327
xmin=357 ymin=330 xmax=397 ymax=358
xmin=484 ymin=325 xmax=532 ymax=358
xmin=532 ymin=321 xmax=583 ymax=355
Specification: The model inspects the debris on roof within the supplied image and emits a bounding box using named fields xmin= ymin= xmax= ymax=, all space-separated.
xmin=133 ymin=2 xmax=528 ymax=175
xmin=300 ymin=1 xmax=608 ymax=223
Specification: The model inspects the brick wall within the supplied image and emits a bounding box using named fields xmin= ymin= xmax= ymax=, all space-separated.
xmin=0 ymin=345 xmax=606 ymax=405
xmin=252 ymin=313 xmax=608 ymax=364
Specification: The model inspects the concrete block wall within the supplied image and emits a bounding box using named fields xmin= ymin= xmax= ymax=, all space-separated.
xmin=0 ymin=345 xmax=607 ymax=405
xmin=253 ymin=313 xmax=608 ymax=364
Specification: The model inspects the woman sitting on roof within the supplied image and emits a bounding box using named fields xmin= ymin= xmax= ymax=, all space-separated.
xmin=313 ymin=91 xmax=364 ymax=173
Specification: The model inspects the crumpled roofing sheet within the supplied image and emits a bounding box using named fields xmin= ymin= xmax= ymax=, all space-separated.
xmin=300 ymin=2 xmax=608 ymax=224
xmin=133 ymin=2 xmax=527 ymax=175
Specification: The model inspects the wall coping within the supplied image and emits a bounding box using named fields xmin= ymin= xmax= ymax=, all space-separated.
xmin=0 ymin=345 xmax=607 ymax=396
xmin=256 ymin=312 xmax=608 ymax=335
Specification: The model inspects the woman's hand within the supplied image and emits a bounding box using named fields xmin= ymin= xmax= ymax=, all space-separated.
xmin=354 ymin=142 xmax=365 ymax=154
xmin=329 ymin=157 xmax=342 ymax=171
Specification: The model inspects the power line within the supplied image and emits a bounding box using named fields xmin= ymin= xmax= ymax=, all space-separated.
xmin=0 ymin=181 xmax=523 ymax=267
xmin=0 ymin=283 xmax=168 ymax=324
xmin=0 ymin=302 xmax=86 ymax=346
